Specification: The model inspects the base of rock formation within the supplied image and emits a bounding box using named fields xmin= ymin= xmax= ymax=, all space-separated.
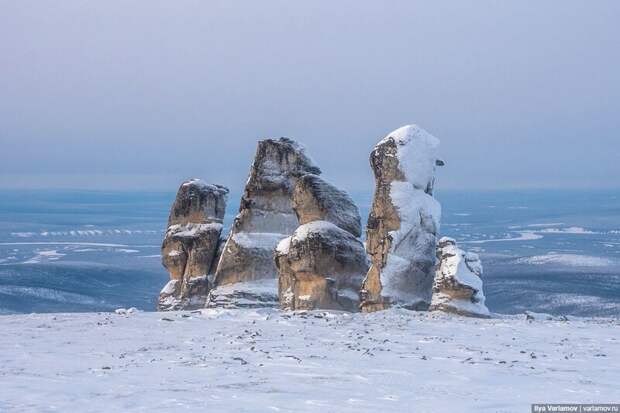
xmin=158 ymin=275 xmax=210 ymax=311
xmin=214 ymin=231 xmax=289 ymax=285
xmin=205 ymin=279 xmax=279 ymax=309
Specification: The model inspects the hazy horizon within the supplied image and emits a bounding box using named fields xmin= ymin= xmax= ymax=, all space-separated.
xmin=1 ymin=1 xmax=619 ymax=195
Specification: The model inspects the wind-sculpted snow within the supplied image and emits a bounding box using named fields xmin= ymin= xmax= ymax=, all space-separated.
xmin=0 ymin=309 xmax=618 ymax=412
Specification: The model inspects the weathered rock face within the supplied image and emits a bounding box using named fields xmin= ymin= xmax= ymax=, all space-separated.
xmin=213 ymin=138 xmax=321 ymax=287
xmin=430 ymin=237 xmax=489 ymax=318
xmin=167 ymin=179 xmax=228 ymax=227
xmin=276 ymin=173 xmax=367 ymax=311
xmin=276 ymin=221 xmax=368 ymax=311
xmin=292 ymin=174 xmax=362 ymax=237
xmin=158 ymin=179 xmax=229 ymax=311
xmin=361 ymin=125 xmax=442 ymax=312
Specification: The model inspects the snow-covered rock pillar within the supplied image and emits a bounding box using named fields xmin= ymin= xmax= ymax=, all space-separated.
xmin=361 ymin=125 xmax=442 ymax=312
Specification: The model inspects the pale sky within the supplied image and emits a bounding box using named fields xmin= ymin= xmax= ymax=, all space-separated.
xmin=1 ymin=1 xmax=619 ymax=194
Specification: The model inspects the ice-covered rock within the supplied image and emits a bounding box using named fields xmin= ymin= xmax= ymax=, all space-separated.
xmin=158 ymin=179 xmax=229 ymax=311
xmin=430 ymin=237 xmax=489 ymax=318
xmin=276 ymin=221 xmax=368 ymax=311
xmin=361 ymin=125 xmax=442 ymax=312
xmin=209 ymin=138 xmax=320 ymax=308
xmin=292 ymin=174 xmax=362 ymax=237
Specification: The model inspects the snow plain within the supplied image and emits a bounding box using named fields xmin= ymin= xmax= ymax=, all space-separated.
xmin=0 ymin=309 xmax=618 ymax=413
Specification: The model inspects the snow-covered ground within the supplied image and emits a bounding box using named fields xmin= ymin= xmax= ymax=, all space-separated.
xmin=0 ymin=309 xmax=618 ymax=412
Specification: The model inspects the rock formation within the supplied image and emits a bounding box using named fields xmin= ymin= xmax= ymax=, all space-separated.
xmin=361 ymin=125 xmax=442 ymax=312
xmin=430 ymin=237 xmax=489 ymax=317
xmin=276 ymin=175 xmax=367 ymax=311
xmin=208 ymin=138 xmax=321 ymax=307
xmin=276 ymin=221 xmax=368 ymax=311
xmin=292 ymin=174 xmax=362 ymax=237
xmin=158 ymin=179 xmax=229 ymax=311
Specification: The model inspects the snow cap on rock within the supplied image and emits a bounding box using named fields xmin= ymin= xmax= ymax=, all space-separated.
xmin=379 ymin=124 xmax=441 ymax=191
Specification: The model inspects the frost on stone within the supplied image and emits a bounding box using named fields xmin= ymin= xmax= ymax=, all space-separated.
xmin=430 ymin=237 xmax=490 ymax=318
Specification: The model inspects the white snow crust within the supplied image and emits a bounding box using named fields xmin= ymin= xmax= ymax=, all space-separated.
xmin=0 ymin=309 xmax=617 ymax=412
xmin=389 ymin=181 xmax=441 ymax=249
xmin=291 ymin=220 xmax=341 ymax=242
xmin=276 ymin=236 xmax=292 ymax=255
xmin=160 ymin=280 xmax=179 ymax=295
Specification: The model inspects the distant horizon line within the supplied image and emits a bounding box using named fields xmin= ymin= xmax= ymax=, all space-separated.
xmin=1 ymin=172 xmax=617 ymax=193
xmin=1 ymin=185 xmax=619 ymax=194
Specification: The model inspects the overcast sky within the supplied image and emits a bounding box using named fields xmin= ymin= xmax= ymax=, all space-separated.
xmin=1 ymin=1 xmax=619 ymax=194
